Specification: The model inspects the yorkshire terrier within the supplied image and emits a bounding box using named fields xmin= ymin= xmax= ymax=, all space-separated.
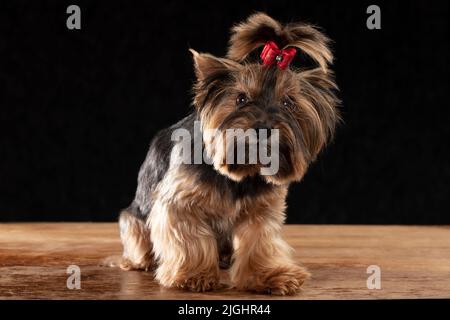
xmin=117 ymin=13 xmax=340 ymax=295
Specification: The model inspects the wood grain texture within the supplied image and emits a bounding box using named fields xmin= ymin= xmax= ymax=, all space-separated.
xmin=0 ymin=223 xmax=449 ymax=300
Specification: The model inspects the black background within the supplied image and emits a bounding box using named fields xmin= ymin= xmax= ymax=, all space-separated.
xmin=1 ymin=0 xmax=448 ymax=224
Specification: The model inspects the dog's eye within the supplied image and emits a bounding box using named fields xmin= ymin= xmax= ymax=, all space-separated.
xmin=282 ymin=98 xmax=292 ymax=108
xmin=236 ymin=93 xmax=248 ymax=107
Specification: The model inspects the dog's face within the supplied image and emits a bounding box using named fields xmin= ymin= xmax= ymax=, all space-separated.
xmin=191 ymin=13 xmax=340 ymax=185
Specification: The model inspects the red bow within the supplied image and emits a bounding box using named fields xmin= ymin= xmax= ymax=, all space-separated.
xmin=260 ymin=41 xmax=297 ymax=70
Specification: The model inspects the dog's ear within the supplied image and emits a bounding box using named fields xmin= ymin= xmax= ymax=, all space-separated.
xmin=227 ymin=12 xmax=333 ymax=72
xmin=190 ymin=49 xmax=240 ymax=81
xmin=297 ymin=68 xmax=341 ymax=158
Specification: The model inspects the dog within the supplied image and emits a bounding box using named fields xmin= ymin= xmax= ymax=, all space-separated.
xmin=117 ymin=12 xmax=340 ymax=295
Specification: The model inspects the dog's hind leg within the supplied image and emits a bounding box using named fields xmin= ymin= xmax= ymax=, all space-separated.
xmin=118 ymin=208 xmax=154 ymax=271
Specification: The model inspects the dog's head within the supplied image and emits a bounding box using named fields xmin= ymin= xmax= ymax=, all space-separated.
xmin=191 ymin=13 xmax=340 ymax=185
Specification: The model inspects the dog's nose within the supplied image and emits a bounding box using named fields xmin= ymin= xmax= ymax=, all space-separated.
xmin=255 ymin=123 xmax=272 ymax=138
xmin=266 ymin=107 xmax=278 ymax=114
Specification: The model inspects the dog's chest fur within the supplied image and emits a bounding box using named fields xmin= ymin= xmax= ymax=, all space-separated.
xmin=134 ymin=113 xmax=286 ymax=222
xmin=155 ymin=158 xmax=281 ymax=221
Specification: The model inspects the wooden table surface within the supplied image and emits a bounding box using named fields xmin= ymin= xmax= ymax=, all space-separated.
xmin=0 ymin=223 xmax=449 ymax=300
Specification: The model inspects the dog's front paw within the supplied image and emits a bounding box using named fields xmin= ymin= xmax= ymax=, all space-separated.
xmin=175 ymin=272 xmax=220 ymax=292
xmin=241 ymin=265 xmax=310 ymax=295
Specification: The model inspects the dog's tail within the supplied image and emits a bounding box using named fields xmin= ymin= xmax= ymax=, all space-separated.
xmin=227 ymin=12 xmax=333 ymax=72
